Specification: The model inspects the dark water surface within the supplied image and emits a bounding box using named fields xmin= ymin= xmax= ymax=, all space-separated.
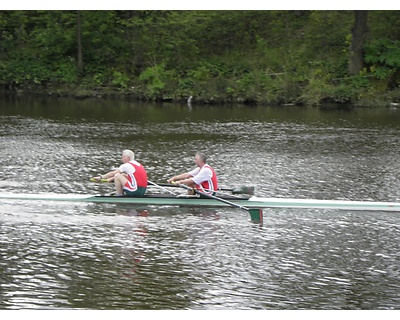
xmin=0 ymin=95 xmax=399 ymax=310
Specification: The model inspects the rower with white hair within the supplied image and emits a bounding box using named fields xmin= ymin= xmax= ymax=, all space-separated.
xmin=92 ymin=149 xmax=148 ymax=197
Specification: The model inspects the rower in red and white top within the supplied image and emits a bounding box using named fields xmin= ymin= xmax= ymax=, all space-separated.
xmin=92 ymin=149 xmax=148 ymax=197
xmin=167 ymin=152 xmax=218 ymax=195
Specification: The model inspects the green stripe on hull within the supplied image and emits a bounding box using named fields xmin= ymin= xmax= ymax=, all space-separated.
xmin=1 ymin=193 xmax=400 ymax=212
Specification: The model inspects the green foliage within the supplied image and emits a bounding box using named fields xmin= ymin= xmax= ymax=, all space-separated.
xmin=0 ymin=10 xmax=399 ymax=106
xmin=138 ymin=62 xmax=177 ymax=97
xmin=364 ymin=39 xmax=400 ymax=80
xmin=111 ymin=70 xmax=130 ymax=89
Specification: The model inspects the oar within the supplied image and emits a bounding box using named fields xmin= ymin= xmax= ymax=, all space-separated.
xmin=149 ymin=182 xmax=254 ymax=195
xmin=199 ymin=187 xmax=252 ymax=199
xmin=223 ymin=185 xmax=255 ymax=195
xmin=172 ymin=182 xmax=263 ymax=223
xmin=148 ymin=180 xmax=177 ymax=195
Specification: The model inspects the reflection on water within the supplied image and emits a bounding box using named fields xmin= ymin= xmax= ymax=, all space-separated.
xmin=0 ymin=96 xmax=400 ymax=309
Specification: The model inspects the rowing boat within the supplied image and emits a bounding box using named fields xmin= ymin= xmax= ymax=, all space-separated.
xmin=1 ymin=193 xmax=400 ymax=212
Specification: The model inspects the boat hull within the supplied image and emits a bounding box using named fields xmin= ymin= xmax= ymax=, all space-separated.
xmin=1 ymin=193 xmax=400 ymax=212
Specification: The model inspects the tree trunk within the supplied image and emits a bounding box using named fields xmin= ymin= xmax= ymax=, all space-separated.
xmin=348 ymin=10 xmax=368 ymax=75
xmin=77 ymin=10 xmax=84 ymax=74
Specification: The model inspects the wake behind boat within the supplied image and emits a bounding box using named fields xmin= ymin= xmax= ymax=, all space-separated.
xmin=1 ymin=192 xmax=400 ymax=212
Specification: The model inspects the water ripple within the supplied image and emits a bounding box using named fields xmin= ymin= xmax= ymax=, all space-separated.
xmin=1 ymin=101 xmax=400 ymax=309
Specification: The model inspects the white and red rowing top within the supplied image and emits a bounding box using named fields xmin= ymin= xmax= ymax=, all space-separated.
xmin=189 ymin=164 xmax=218 ymax=194
xmin=119 ymin=160 xmax=148 ymax=191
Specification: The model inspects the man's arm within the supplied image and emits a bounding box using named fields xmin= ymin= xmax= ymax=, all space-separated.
xmin=167 ymin=172 xmax=192 ymax=183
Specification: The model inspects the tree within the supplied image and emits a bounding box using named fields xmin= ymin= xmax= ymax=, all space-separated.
xmin=348 ymin=10 xmax=368 ymax=75
xmin=77 ymin=11 xmax=83 ymax=74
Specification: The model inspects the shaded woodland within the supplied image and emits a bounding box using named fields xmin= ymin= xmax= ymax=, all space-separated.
xmin=1 ymin=10 xmax=400 ymax=106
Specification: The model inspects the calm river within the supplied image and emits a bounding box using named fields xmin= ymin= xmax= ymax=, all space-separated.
xmin=0 ymin=95 xmax=399 ymax=310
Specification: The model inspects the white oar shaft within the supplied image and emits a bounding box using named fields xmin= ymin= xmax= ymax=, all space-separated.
xmin=148 ymin=180 xmax=177 ymax=195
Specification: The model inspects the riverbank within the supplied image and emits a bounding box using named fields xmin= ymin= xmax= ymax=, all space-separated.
xmin=2 ymin=83 xmax=400 ymax=108
xmin=2 ymin=11 xmax=400 ymax=109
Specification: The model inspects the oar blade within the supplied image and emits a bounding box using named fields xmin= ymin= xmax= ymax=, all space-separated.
xmin=249 ymin=208 xmax=263 ymax=223
xmin=231 ymin=186 xmax=255 ymax=195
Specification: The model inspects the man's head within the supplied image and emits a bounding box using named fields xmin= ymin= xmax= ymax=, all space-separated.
xmin=194 ymin=152 xmax=207 ymax=167
xmin=122 ymin=149 xmax=135 ymax=162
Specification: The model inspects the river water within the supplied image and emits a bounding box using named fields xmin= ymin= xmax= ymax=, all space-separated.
xmin=0 ymin=95 xmax=399 ymax=310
